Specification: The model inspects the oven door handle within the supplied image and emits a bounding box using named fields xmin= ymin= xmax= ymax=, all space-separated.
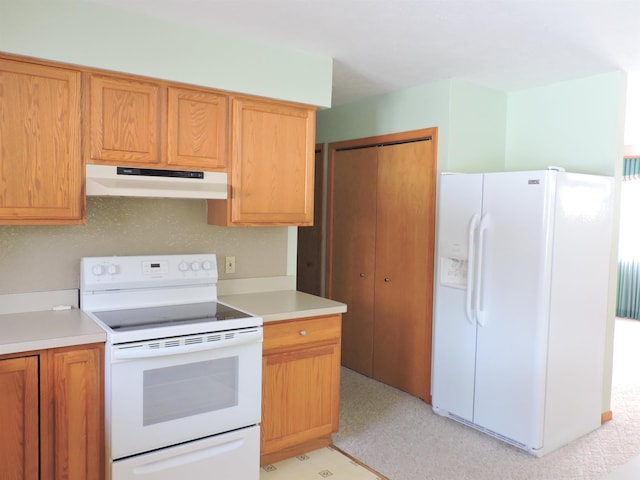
xmin=112 ymin=329 xmax=262 ymax=361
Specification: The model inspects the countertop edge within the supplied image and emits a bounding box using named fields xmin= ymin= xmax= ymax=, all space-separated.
xmin=0 ymin=308 xmax=107 ymax=357
xmin=261 ymin=305 xmax=347 ymax=323
xmin=0 ymin=332 xmax=107 ymax=357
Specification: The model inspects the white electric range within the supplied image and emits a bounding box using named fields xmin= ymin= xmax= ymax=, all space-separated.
xmin=80 ymin=253 xmax=262 ymax=480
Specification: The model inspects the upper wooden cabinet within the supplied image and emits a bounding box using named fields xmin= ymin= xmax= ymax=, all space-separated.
xmin=0 ymin=57 xmax=84 ymax=225
xmin=167 ymin=87 xmax=227 ymax=169
xmin=87 ymin=74 xmax=162 ymax=165
xmin=208 ymin=96 xmax=316 ymax=226
xmin=86 ymin=73 xmax=227 ymax=171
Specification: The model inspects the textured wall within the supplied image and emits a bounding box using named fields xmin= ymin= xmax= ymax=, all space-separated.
xmin=0 ymin=197 xmax=289 ymax=294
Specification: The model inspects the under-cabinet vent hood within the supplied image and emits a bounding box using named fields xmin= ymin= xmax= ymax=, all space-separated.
xmin=86 ymin=165 xmax=228 ymax=200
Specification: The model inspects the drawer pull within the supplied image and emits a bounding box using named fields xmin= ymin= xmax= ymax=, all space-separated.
xmin=299 ymin=330 xmax=307 ymax=336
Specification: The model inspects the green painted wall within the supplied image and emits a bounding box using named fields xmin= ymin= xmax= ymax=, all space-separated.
xmin=316 ymin=78 xmax=508 ymax=173
xmin=448 ymin=80 xmax=507 ymax=172
xmin=505 ymin=72 xmax=627 ymax=176
xmin=0 ymin=1 xmax=332 ymax=107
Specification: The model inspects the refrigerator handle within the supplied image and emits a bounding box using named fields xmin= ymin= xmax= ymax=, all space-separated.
xmin=475 ymin=214 xmax=489 ymax=326
xmin=465 ymin=213 xmax=481 ymax=325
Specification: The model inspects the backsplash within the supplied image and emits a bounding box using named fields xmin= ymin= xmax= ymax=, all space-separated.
xmin=0 ymin=197 xmax=289 ymax=294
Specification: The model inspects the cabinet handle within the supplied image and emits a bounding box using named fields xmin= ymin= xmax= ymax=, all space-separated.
xmin=299 ymin=330 xmax=307 ymax=336
xmin=384 ymin=277 xmax=390 ymax=283
xmin=359 ymin=273 xmax=365 ymax=277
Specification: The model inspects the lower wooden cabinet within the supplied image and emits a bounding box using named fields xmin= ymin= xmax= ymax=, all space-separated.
xmin=0 ymin=355 xmax=39 ymax=480
xmin=260 ymin=315 xmax=341 ymax=466
xmin=0 ymin=343 xmax=104 ymax=480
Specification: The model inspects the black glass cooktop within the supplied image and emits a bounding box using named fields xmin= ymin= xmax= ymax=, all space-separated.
xmin=91 ymin=302 xmax=253 ymax=332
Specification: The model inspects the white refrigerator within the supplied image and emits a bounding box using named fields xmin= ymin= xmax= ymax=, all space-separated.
xmin=431 ymin=169 xmax=614 ymax=456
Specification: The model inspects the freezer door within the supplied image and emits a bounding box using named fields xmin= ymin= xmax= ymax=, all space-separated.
xmin=472 ymin=171 xmax=553 ymax=448
xmin=431 ymin=173 xmax=483 ymax=421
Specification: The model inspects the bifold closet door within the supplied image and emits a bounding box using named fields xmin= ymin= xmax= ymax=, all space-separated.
xmin=329 ymin=137 xmax=436 ymax=401
xmin=372 ymin=139 xmax=435 ymax=401
xmin=329 ymin=147 xmax=378 ymax=376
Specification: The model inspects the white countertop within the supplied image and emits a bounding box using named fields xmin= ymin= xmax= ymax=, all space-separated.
xmin=0 ymin=308 xmax=107 ymax=356
xmin=0 ymin=289 xmax=345 ymax=355
xmin=220 ymin=290 xmax=347 ymax=322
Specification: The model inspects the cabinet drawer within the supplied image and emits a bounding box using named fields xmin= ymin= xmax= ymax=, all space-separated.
xmin=263 ymin=315 xmax=341 ymax=352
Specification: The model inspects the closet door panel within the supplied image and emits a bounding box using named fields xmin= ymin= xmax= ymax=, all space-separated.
xmin=328 ymin=147 xmax=378 ymax=376
xmin=373 ymin=139 xmax=436 ymax=400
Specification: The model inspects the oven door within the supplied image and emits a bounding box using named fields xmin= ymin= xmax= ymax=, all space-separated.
xmin=109 ymin=326 xmax=262 ymax=460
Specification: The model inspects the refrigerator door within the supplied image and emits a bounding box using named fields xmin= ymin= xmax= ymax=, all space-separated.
xmin=472 ymin=170 xmax=554 ymax=448
xmin=431 ymin=173 xmax=483 ymax=421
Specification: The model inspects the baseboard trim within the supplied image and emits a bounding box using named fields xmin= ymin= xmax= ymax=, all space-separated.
xmin=260 ymin=435 xmax=332 ymax=466
xmin=601 ymin=410 xmax=613 ymax=423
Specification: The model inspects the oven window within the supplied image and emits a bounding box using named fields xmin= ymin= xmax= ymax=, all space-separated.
xmin=143 ymin=357 xmax=239 ymax=426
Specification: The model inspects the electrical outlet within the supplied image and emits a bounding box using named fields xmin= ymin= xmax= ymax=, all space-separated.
xmin=225 ymin=256 xmax=236 ymax=274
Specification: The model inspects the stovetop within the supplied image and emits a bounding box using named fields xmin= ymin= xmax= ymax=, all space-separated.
xmin=80 ymin=254 xmax=262 ymax=344
xmin=90 ymin=301 xmax=253 ymax=332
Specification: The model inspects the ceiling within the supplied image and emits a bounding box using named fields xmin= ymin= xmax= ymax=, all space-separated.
xmin=87 ymin=0 xmax=640 ymax=106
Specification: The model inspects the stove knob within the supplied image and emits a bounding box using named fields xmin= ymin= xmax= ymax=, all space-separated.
xmin=202 ymin=260 xmax=213 ymax=271
xmin=191 ymin=262 xmax=201 ymax=271
xmin=179 ymin=261 xmax=190 ymax=272
xmin=107 ymin=264 xmax=119 ymax=275
xmin=92 ymin=264 xmax=105 ymax=276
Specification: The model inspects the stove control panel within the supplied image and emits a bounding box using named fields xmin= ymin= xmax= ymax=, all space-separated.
xmin=81 ymin=254 xmax=219 ymax=292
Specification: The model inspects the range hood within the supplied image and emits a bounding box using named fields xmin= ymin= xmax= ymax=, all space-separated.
xmin=86 ymin=165 xmax=228 ymax=200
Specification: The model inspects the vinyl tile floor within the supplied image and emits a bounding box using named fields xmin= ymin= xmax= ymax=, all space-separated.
xmin=260 ymin=445 xmax=387 ymax=480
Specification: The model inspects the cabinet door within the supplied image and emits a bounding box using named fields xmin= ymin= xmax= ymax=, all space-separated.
xmin=373 ymin=139 xmax=436 ymax=401
xmin=262 ymin=344 xmax=340 ymax=454
xmin=44 ymin=344 xmax=104 ymax=480
xmin=228 ymin=97 xmax=315 ymax=225
xmin=0 ymin=355 xmax=39 ymax=480
xmin=328 ymin=147 xmax=378 ymax=376
xmin=261 ymin=316 xmax=341 ymax=459
xmin=167 ymin=87 xmax=228 ymax=170
xmin=0 ymin=59 xmax=83 ymax=224
xmin=88 ymin=74 xmax=162 ymax=165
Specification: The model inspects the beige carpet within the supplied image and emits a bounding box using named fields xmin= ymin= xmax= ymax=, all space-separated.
xmin=260 ymin=445 xmax=388 ymax=480
xmin=333 ymin=318 xmax=640 ymax=480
